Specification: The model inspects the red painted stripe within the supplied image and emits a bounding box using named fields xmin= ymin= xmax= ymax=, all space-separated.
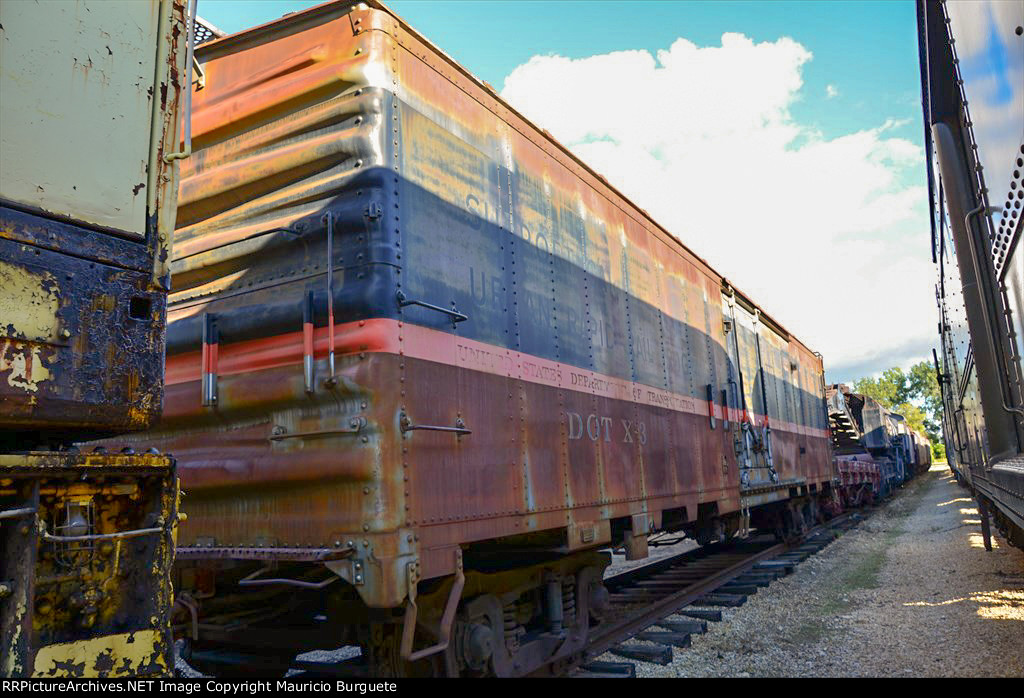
xmin=328 ymin=312 xmax=336 ymax=356
xmin=165 ymin=318 xmax=398 ymax=385
xmin=165 ymin=318 xmax=830 ymax=440
xmin=200 ymin=341 xmax=210 ymax=376
xmin=303 ymin=320 xmax=314 ymax=359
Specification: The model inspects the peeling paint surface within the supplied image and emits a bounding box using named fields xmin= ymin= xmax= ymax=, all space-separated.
xmin=139 ymin=1 xmax=834 ymax=607
xmin=0 ymin=260 xmax=60 ymax=343
xmin=1 ymin=343 xmax=51 ymax=394
xmin=0 ymin=1 xmax=164 ymax=236
xmin=32 ymin=630 xmax=168 ymax=678
xmin=1 ymin=453 xmax=177 ymax=678
xmin=1 ymin=0 xmax=186 ymax=680
xmin=0 ymin=230 xmax=168 ymax=436
xmin=0 ymin=0 xmax=187 ymax=440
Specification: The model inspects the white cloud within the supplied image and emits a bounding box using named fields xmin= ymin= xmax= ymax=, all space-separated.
xmin=500 ymin=34 xmax=936 ymax=381
xmin=826 ymin=83 xmax=839 ymax=98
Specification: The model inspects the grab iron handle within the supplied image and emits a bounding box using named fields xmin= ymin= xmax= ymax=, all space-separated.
xmin=42 ymin=526 xmax=164 ymax=543
xmin=952 ymin=406 xmax=967 ymax=458
xmin=400 ymin=413 xmax=470 ymax=435
xmin=238 ymin=565 xmax=344 ymax=589
xmin=0 ymin=506 xmax=37 ymax=520
xmin=396 ymin=291 xmax=468 ymax=323
xmin=269 ymin=418 xmax=365 ymax=441
xmin=164 ymin=0 xmax=198 ymax=162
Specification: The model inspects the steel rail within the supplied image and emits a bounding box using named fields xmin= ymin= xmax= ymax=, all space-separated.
xmin=282 ymin=514 xmax=856 ymax=679
xmin=542 ymin=512 xmax=856 ymax=677
xmin=585 ymin=542 xmax=786 ymax=661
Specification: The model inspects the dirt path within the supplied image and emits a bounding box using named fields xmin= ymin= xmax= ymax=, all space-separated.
xmin=635 ymin=464 xmax=1024 ymax=677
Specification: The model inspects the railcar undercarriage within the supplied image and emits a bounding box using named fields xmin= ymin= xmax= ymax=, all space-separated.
xmin=172 ymin=491 xmax=833 ymax=678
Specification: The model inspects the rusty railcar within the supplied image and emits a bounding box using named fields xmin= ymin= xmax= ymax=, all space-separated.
xmin=0 ymin=453 xmax=179 ymax=677
xmin=138 ymin=0 xmax=835 ymax=676
xmin=826 ymin=385 xmax=883 ymax=505
xmin=912 ymin=430 xmax=932 ymax=476
xmin=0 ymin=1 xmax=188 ymax=441
xmin=0 ymin=0 xmax=190 ymax=676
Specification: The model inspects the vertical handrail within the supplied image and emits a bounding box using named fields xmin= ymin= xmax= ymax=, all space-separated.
xmin=164 ymin=0 xmax=198 ymax=162
xmin=201 ymin=312 xmax=218 ymax=406
xmin=325 ymin=212 xmax=336 ymax=381
xmin=962 ymin=204 xmax=1024 ymax=418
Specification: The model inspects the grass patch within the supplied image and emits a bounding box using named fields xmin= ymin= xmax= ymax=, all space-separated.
xmin=843 ymin=547 xmax=888 ymax=591
xmin=790 ymin=478 xmax=932 ymax=645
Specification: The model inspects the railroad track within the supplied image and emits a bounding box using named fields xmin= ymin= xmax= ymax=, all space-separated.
xmin=559 ymin=511 xmax=863 ymax=678
xmin=240 ymin=512 xmax=862 ymax=679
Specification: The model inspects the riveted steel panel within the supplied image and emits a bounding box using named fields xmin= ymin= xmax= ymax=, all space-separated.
xmin=144 ymin=1 xmax=835 ymax=606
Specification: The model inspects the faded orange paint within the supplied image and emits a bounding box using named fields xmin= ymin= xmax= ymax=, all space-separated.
xmin=141 ymin=2 xmax=835 ymax=627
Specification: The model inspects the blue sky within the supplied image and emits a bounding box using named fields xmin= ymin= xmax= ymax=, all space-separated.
xmin=197 ymin=1 xmax=935 ymax=381
xmin=200 ymin=1 xmax=923 ymax=143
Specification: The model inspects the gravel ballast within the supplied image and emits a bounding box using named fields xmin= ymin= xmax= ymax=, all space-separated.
xmin=178 ymin=463 xmax=1023 ymax=677
xmin=618 ymin=463 xmax=1024 ymax=678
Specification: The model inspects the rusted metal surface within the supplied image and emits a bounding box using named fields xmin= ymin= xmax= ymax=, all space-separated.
xmin=0 ymin=0 xmax=189 ymax=441
xmin=1 ymin=0 xmax=189 ymax=677
xmin=126 ymin=1 xmax=837 ymax=670
xmin=0 ymin=452 xmax=177 ymax=677
xmin=834 ymin=454 xmax=881 ymax=507
xmin=0 ymin=227 xmax=169 ymax=440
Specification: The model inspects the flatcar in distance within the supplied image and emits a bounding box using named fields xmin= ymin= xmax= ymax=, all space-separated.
xmin=918 ymin=0 xmax=1024 ymax=550
xmin=129 ymin=0 xmax=836 ymax=676
xmin=824 ymin=384 xmax=929 ymax=505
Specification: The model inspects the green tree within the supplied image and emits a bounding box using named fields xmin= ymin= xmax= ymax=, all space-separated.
xmin=853 ymin=366 xmax=914 ymax=408
xmin=908 ymin=360 xmax=943 ymax=434
xmin=851 ymin=361 xmax=944 ymax=449
xmin=891 ymin=401 xmax=928 ymax=438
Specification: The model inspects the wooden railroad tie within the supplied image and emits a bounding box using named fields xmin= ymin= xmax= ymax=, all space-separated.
xmin=695 ymin=592 xmax=746 ymax=607
xmin=610 ymin=643 xmax=673 ymax=665
xmin=636 ymin=631 xmax=691 ymax=648
xmin=680 ymin=608 xmax=723 ymax=622
xmin=575 ymin=661 xmax=636 ymax=678
xmin=656 ymin=618 xmax=708 ymax=635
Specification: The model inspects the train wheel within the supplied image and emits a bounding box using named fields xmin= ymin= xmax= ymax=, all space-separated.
xmin=775 ymin=504 xmax=809 ymax=544
xmin=363 ymin=622 xmax=450 ymax=677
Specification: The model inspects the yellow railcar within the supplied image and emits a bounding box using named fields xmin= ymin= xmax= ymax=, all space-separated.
xmin=0 ymin=0 xmax=191 ymax=676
